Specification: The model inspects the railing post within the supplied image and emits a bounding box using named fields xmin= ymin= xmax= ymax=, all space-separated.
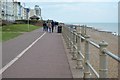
xmin=81 ymin=25 xmax=85 ymax=36
xmin=67 ymin=27 xmax=70 ymax=49
xmin=64 ymin=26 xmax=68 ymax=46
xmin=72 ymin=28 xmax=77 ymax=60
xmin=84 ymin=25 xmax=87 ymax=35
xmin=67 ymin=27 xmax=71 ymax=49
xmin=76 ymin=26 xmax=83 ymax=69
xmin=84 ymin=35 xmax=91 ymax=78
xmin=69 ymin=27 xmax=73 ymax=54
xmin=64 ymin=26 xmax=67 ymax=43
xmin=99 ymin=40 xmax=108 ymax=78
xmin=62 ymin=25 xmax=65 ymax=39
xmin=81 ymin=25 xmax=86 ymax=42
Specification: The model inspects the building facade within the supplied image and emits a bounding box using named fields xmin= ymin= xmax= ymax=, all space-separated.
xmin=6 ymin=1 xmax=14 ymax=21
xmin=0 ymin=0 xmax=42 ymax=22
xmin=1 ymin=0 xmax=7 ymax=20
xmin=0 ymin=0 xmax=2 ymax=20
xmin=23 ymin=8 xmax=27 ymax=20
xmin=29 ymin=9 xmax=35 ymax=18
xmin=13 ymin=2 xmax=22 ymax=20
xmin=29 ymin=5 xmax=42 ymax=20
xmin=1 ymin=0 xmax=14 ymax=22
xmin=34 ymin=5 xmax=42 ymax=20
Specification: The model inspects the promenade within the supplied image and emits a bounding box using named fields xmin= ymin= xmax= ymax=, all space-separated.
xmin=1 ymin=26 xmax=119 ymax=79
xmin=2 ymin=28 xmax=72 ymax=78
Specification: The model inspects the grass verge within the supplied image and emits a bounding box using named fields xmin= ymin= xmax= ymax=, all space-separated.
xmin=1 ymin=24 xmax=40 ymax=41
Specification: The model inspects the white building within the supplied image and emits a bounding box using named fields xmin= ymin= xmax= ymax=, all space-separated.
xmin=6 ymin=1 xmax=14 ymax=21
xmin=0 ymin=0 xmax=2 ymax=19
xmin=1 ymin=0 xmax=14 ymax=22
xmin=0 ymin=0 xmax=2 ymax=25
xmin=29 ymin=9 xmax=35 ymax=18
xmin=0 ymin=0 xmax=42 ymax=22
xmin=29 ymin=5 xmax=42 ymax=20
xmin=13 ymin=1 xmax=22 ymax=20
xmin=1 ymin=0 xmax=7 ymax=20
xmin=34 ymin=5 xmax=42 ymax=20
xmin=22 ymin=8 xmax=28 ymax=20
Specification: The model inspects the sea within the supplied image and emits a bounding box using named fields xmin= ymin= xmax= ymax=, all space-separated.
xmin=67 ymin=23 xmax=119 ymax=35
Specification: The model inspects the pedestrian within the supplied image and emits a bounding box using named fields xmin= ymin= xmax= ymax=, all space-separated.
xmin=54 ymin=21 xmax=58 ymax=30
xmin=51 ymin=20 xmax=55 ymax=33
xmin=47 ymin=22 xmax=52 ymax=33
xmin=45 ymin=22 xmax=48 ymax=32
xmin=43 ymin=21 xmax=46 ymax=31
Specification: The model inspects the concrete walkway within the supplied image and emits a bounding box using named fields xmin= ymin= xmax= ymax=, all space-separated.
xmin=2 ymin=28 xmax=72 ymax=78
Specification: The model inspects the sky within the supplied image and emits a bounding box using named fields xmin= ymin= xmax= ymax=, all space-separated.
xmin=18 ymin=0 xmax=119 ymax=23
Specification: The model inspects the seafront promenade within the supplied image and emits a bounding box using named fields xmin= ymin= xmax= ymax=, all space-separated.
xmin=2 ymin=28 xmax=72 ymax=78
xmin=1 ymin=25 xmax=119 ymax=79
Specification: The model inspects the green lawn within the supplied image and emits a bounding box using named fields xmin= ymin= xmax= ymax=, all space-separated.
xmin=1 ymin=24 xmax=40 ymax=41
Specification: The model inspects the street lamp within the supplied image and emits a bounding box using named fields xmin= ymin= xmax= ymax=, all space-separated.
xmin=27 ymin=8 xmax=30 ymax=31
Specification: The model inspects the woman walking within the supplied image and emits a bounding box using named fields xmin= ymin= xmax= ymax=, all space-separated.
xmin=47 ymin=22 xmax=52 ymax=33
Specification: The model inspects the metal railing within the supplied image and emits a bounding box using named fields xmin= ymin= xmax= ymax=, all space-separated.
xmin=62 ymin=24 xmax=120 ymax=78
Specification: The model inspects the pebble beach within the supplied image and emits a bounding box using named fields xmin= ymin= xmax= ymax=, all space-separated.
xmin=85 ymin=27 xmax=118 ymax=78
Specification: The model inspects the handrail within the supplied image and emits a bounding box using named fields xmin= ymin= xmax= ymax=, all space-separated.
xmin=73 ymin=45 xmax=77 ymax=50
xmin=103 ymin=50 xmax=120 ymax=62
xmin=88 ymin=40 xmax=100 ymax=49
xmin=78 ymin=51 xmax=84 ymax=59
xmin=79 ymin=35 xmax=85 ymax=40
xmin=86 ymin=61 xmax=99 ymax=78
xmin=62 ymin=25 xmax=119 ymax=78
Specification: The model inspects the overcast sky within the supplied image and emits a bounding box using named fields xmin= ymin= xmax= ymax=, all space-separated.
xmin=18 ymin=0 xmax=119 ymax=23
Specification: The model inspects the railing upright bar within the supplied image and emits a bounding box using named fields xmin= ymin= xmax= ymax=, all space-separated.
xmin=69 ymin=27 xmax=73 ymax=54
xmin=68 ymin=27 xmax=71 ymax=49
xmin=99 ymin=41 xmax=108 ymax=78
xmin=76 ymin=26 xmax=83 ymax=69
xmin=83 ymin=35 xmax=91 ymax=78
xmin=65 ymin=26 xmax=68 ymax=44
xmin=72 ymin=28 xmax=77 ymax=60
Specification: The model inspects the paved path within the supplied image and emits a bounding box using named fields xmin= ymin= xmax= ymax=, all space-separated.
xmin=2 ymin=29 xmax=44 ymax=67
xmin=2 ymin=28 xmax=72 ymax=78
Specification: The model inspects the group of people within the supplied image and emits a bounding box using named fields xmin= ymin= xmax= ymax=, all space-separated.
xmin=43 ymin=20 xmax=59 ymax=33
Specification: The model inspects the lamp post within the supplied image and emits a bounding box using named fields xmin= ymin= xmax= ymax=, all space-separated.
xmin=27 ymin=8 xmax=30 ymax=32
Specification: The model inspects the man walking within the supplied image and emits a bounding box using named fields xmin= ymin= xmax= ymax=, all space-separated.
xmin=51 ymin=20 xmax=55 ymax=33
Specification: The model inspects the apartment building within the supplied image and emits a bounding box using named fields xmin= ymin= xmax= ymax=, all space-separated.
xmin=13 ymin=2 xmax=21 ymax=20
xmin=29 ymin=5 xmax=42 ymax=20
xmin=1 ymin=0 xmax=7 ymax=20
xmin=0 ymin=0 xmax=2 ymax=25
xmin=29 ymin=9 xmax=35 ymax=18
xmin=1 ymin=0 xmax=14 ymax=22
xmin=6 ymin=1 xmax=14 ymax=21
xmin=0 ymin=0 xmax=42 ymax=22
xmin=34 ymin=5 xmax=42 ymax=20
xmin=22 ymin=8 xmax=27 ymax=20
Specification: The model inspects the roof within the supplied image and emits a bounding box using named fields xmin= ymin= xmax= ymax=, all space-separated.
xmin=30 ymin=15 xmax=40 ymax=19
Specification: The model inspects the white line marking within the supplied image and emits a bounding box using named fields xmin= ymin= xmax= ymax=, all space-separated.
xmin=0 ymin=32 xmax=46 ymax=74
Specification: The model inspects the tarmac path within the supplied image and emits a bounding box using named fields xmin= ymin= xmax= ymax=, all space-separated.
xmin=2 ymin=28 xmax=72 ymax=78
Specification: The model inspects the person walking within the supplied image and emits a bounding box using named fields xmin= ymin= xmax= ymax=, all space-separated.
xmin=51 ymin=20 xmax=55 ymax=33
xmin=43 ymin=21 xmax=48 ymax=32
xmin=47 ymin=22 xmax=52 ymax=33
xmin=43 ymin=21 xmax=46 ymax=31
xmin=54 ymin=21 xmax=58 ymax=31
